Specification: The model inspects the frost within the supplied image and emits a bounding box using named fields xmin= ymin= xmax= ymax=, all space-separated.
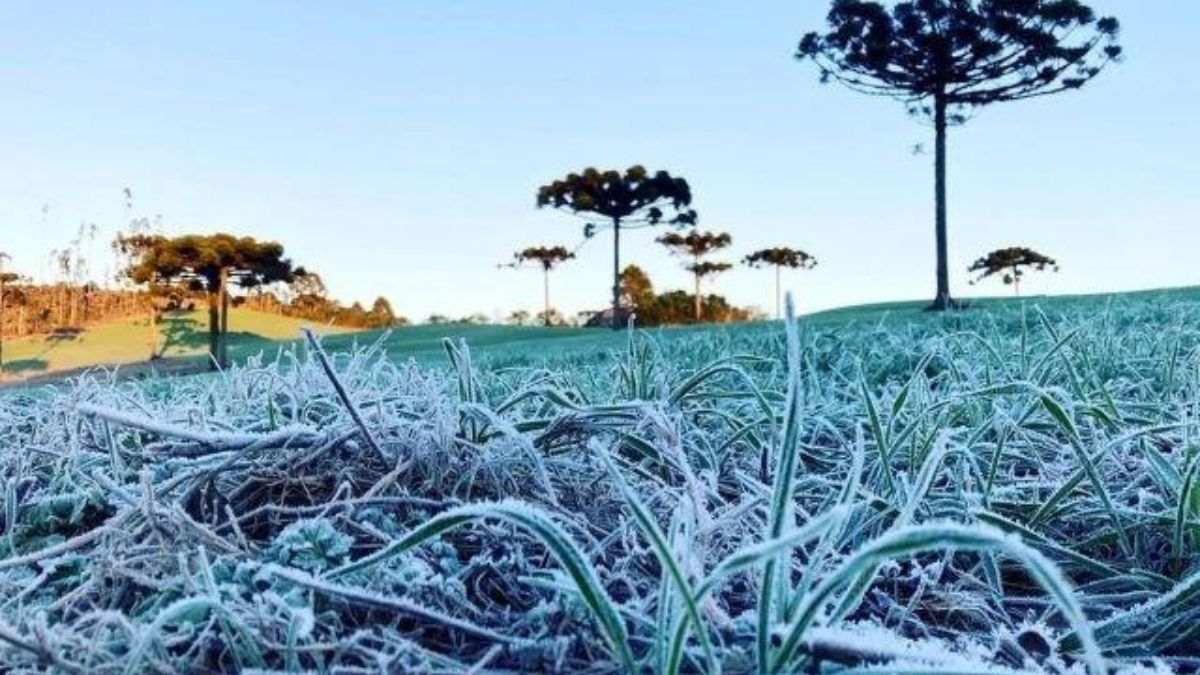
xmin=0 ymin=293 xmax=1197 ymax=672
xmin=264 ymin=518 xmax=352 ymax=573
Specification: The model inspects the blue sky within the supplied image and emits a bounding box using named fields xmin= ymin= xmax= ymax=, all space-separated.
xmin=1 ymin=1 xmax=1197 ymax=320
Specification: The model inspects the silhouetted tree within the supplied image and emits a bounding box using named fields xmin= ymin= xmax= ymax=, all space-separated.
xmin=509 ymin=245 xmax=575 ymax=327
xmin=743 ymin=246 xmax=818 ymax=319
xmin=537 ymin=166 xmax=696 ymax=329
xmin=657 ymin=230 xmax=733 ymax=320
xmin=797 ymin=1 xmax=1121 ymax=310
xmin=687 ymin=261 xmax=733 ymax=321
xmin=119 ymin=233 xmax=300 ymax=368
xmin=968 ymin=246 xmax=1057 ymax=296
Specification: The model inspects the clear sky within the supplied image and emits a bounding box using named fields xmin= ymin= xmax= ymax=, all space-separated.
xmin=1 ymin=1 xmax=1197 ymax=321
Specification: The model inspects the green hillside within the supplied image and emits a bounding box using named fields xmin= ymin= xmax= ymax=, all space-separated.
xmin=5 ymin=285 xmax=1199 ymax=383
xmin=309 ymin=285 xmax=1200 ymax=368
xmin=0 ymin=309 xmax=351 ymax=380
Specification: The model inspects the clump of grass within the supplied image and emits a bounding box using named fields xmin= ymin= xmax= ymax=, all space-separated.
xmin=0 ymin=291 xmax=1198 ymax=672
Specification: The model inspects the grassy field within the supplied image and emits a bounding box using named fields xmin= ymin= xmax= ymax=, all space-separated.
xmin=7 ymin=286 xmax=1198 ymax=383
xmin=0 ymin=309 xmax=352 ymax=381
xmin=1 ymin=287 xmax=1199 ymax=672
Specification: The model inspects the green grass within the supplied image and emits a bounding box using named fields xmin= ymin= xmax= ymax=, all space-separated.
xmin=0 ymin=309 xmax=351 ymax=379
xmin=7 ymin=284 xmax=1200 ymax=382
xmin=306 ymin=284 xmax=1200 ymax=368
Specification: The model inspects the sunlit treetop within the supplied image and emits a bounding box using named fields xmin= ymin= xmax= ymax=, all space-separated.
xmin=968 ymin=246 xmax=1058 ymax=285
xmin=117 ymin=233 xmax=301 ymax=292
xmin=743 ymin=247 xmax=818 ymax=270
xmin=536 ymin=166 xmax=698 ymax=236
xmin=797 ymin=0 xmax=1122 ymax=117
xmin=513 ymin=245 xmax=575 ymax=270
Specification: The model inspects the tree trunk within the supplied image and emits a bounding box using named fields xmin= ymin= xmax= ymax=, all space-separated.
xmin=929 ymin=92 xmax=953 ymax=311
xmin=1013 ymin=266 xmax=1021 ymax=297
xmin=543 ymin=266 xmax=551 ymax=327
xmin=207 ymin=289 xmax=220 ymax=369
xmin=148 ymin=306 xmax=158 ymax=360
xmin=611 ymin=217 xmax=622 ymax=330
xmin=219 ymin=270 xmax=230 ymax=367
xmin=775 ymin=265 xmax=781 ymax=320
xmin=694 ymin=272 xmax=702 ymax=322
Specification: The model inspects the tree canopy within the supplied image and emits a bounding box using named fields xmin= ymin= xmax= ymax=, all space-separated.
xmin=614 ymin=264 xmax=752 ymax=327
xmin=119 ymin=233 xmax=299 ymax=292
xmin=536 ymin=166 xmax=697 ymax=231
xmin=743 ymin=247 xmax=818 ymax=270
xmin=968 ymin=246 xmax=1058 ymax=293
xmin=686 ymin=261 xmax=733 ymax=279
xmin=797 ymin=0 xmax=1122 ymax=113
xmin=619 ymin=265 xmax=655 ymax=310
xmin=656 ymin=230 xmax=732 ymax=259
xmin=513 ymin=245 xmax=575 ymax=270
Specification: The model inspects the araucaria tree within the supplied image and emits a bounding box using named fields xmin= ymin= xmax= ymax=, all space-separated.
xmin=743 ymin=246 xmax=818 ymax=319
xmin=119 ymin=233 xmax=300 ymax=368
xmin=657 ymin=229 xmax=733 ymax=321
xmin=537 ymin=166 xmax=696 ymax=329
xmin=797 ymin=0 xmax=1121 ymax=310
xmin=968 ymin=246 xmax=1057 ymax=295
xmin=510 ymin=245 xmax=575 ymax=327
xmin=685 ymin=261 xmax=733 ymax=321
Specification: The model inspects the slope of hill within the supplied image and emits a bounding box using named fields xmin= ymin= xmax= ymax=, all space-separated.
xmin=0 ymin=309 xmax=351 ymax=381
xmin=5 ymin=285 xmax=1199 ymax=384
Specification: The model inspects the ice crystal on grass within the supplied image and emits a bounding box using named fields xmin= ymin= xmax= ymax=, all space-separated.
xmin=265 ymin=518 xmax=352 ymax=573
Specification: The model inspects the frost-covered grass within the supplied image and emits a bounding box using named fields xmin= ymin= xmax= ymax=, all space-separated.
xmin=1 ymin=292 xmax=1198 ymax=674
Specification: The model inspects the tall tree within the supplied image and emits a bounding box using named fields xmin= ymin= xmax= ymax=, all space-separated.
xmin=537 ymin=166 xmax=696 ymax=329
xmin=119 ymin=233 xmax=300 ymax=368
xmin=508 ymin=245 xmax=575 ymax=327
xmin=797 ymin=1 xmax=1121 ymax=310
xmin=743 ymin=247 xmax=818 ymax=319
xmin=968 ymin=246 xmax=1057 ymax=296
xmin=685 ymin=261 xmax=733 ymax=322
xmin=657 ymin=229 xmax=733 ymax=320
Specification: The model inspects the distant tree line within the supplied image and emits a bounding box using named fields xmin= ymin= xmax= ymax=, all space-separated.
xmin=616 ymin=265 xmax=757 ymax=326
xmin=0 ymin=282 xmax=151 ymax=339
xmin=266 ymin=271 xmax=402 ymax=330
